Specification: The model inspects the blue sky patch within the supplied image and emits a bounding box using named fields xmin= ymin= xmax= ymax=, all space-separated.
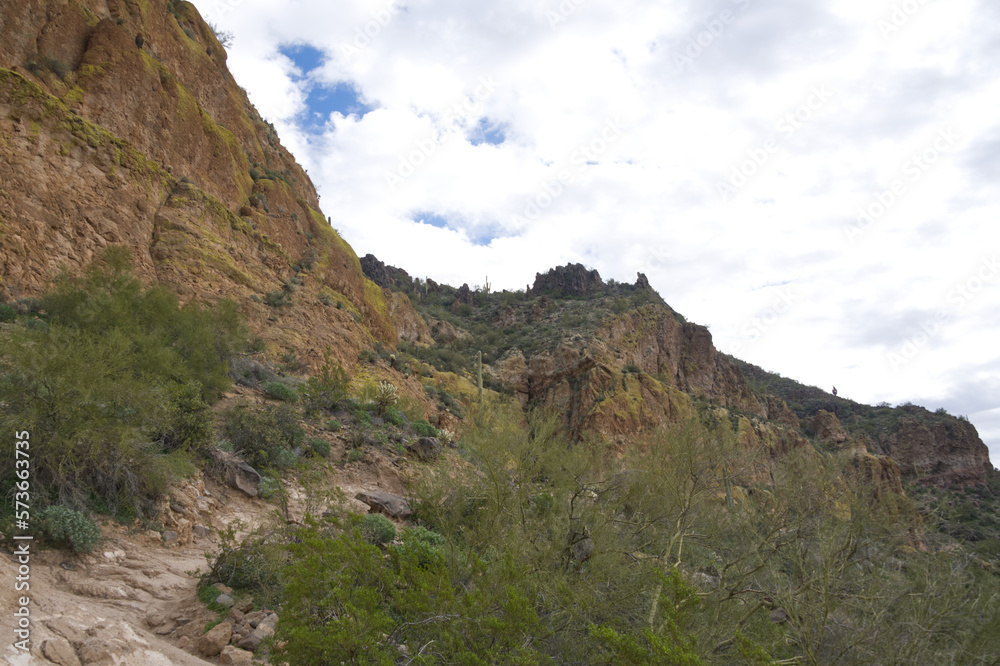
xmin=412 ymin=212 xmax=499 ymax=246
xmin=280 ymin=43 xmax=325 ymax=76
xmin=469 ymin=117 xmax=507 ymax=146
xmin=413 ymin=212 xmax=450 ymax=229
xmin=279 ymin=43 xmax=374 ymax=130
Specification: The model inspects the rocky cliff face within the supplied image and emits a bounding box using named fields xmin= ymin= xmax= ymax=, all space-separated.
xmin=872 ymin=415 xmax=992 ymax=486
xmin=0 ymin=0 xmax=396 ymax=367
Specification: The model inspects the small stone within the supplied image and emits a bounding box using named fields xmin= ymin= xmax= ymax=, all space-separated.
xmin=177 ymin=636 xmax=192 ymax=649
xmin=213 ymin=583 xmax=234 ymax=595
xmin=161 ymin=530 xmax=178 ymax=544
xmin=229 ymin=608 xmax=245 ymax=624
xmin=41 ymin=636 xmax=81 ymax=666
xmin=220 ymin=645 xmax=254 ymax=664
xmin=235 ymin=597 xmax=254 ymax=613
xmin=216 ymin=593 xmax=235 ymax=608
xmin=193 ymin=524 xmax=211 ymax=538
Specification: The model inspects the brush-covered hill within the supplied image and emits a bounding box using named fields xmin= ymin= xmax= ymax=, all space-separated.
xmin=363 ymin=255 xmax=994 ymax=487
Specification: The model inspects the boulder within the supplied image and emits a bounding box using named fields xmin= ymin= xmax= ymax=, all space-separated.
xmin=210 ymin=449 xmax=261 ymax=497
xmin=406 ymin=437 xmax=441 ymax=462
xmin=355 ymin=490 xmax=412 ymax=519
xmin=198 ymin=621 xmax=233 ymax=657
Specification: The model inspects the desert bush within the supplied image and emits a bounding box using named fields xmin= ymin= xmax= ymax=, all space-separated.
xmin=221 ymin=404 xmax=304 ymax=470
xmin=205 ymin=523 xmax=287 ymax=608
xmin=264 ymin=291 xmax=290 ymax=307
xmin=0 ymin=250 xmax=243 ymax=517
xmin=0 ymin=303 xmax=14 ymax=322
xmin=360 ymin=514 xmax=396 ymax=546
xmin=308 ymin=437 xmax=331 ymax=457
xmin=298 ymin=351 xmax=351 ymax=416
xmin=411 ymin=419 xmax=440 ymax=438
xmin=263 ymin=380 xmax=298 ymax=403
xmin=383 ymin=407 xmax=406 ymax=428
xmin=158 ymin=381 xmax=213 ymax=453
xmin=39 ymin=506 xmax=101 ymax=553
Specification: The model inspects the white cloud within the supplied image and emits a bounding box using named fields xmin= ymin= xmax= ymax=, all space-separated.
xmin=194 ymin=0 xmax=1000 ymax=463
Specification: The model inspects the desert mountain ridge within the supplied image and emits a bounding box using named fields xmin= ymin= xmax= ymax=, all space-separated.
xmin=360 ymin=254 xmax=994 ymax=487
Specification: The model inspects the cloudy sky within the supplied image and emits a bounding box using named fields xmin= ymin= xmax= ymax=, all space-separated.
xmin=194 ymin=0 xmax=999 ymax=463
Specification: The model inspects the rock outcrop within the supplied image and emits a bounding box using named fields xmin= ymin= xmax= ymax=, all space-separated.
xmin=529 ymin=263 xmax=604 ymax=297
xmin=361 ymin=253 xmax=413 ymax=291
xmin=872 ymin=416 xmax=992 ymax=486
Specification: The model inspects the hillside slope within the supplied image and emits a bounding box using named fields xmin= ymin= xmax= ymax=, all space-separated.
xmin=0 ymin=0 xmax=405 ymax=368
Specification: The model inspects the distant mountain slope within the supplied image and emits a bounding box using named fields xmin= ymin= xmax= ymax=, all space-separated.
xmin=365 ymin=256 xmax=994 ymax=485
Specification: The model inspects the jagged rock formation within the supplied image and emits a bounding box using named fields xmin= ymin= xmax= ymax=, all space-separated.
xmin=360 ymin=253 xmax=413 ymax=291
xmin=529 ymin=263 xmax=604 ymax=297
xmin=0 ymin=0 xmax=397 ymax=368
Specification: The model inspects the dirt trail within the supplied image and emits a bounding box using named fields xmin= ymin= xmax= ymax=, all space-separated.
xmin=1 ymin=387 xmax=414 ymax=664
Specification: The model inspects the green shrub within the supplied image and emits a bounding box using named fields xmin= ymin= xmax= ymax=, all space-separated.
xmin=26 ymin=55 xmax=70 ymax=79
xmin=0 ymin=250 xmax=245 ymax=517
xmin=383 ymin=407 xmax=406 ymax=428
xmin=325 ymin=419 xmax=341 ymax=432
xmin=392 ymin=526 xmax=447 ymax=569
xmin=258 ymin=476 xmax=282 ymax=500
xmin=39 ymin=506 xmax=101 ymax=553
xmin=158 ymin=381 xmax=213 ymax=452
xmin=347 ymin=448 xmax=365 ymax=463
xmin=348 ymin=400 xmax=373 ymax=426
xmin=308 ymin=438 xmax=331 ymax=457
xmin=264 ymin=291 xmax=290 ymax=307
xmin=411 ymin=420 xmax=440 ymax=438
xmin=0 ymin=304 xmax=15 ymax=322
xmin=299 ymin=351 xmax=351 ymax=416
xmin=263 ymin=381 xmax=298 ymax=403
xmin=222 ymin=404 xmax=304 ymax=470
xmin=206 ymin=523 xmax=286 ymax=607
xmin=360 ymin=514 xmax=396 ymax=546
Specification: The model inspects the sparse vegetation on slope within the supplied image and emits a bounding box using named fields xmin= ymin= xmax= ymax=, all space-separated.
xmin=0 ymin=249 xmax=246 ymax=521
